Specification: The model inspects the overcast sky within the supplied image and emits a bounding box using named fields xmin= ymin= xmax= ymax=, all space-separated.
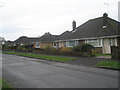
xmin=0 ymin=0 xmax=119 ymax=41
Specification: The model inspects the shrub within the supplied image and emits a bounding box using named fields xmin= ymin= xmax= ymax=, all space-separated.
xmin=72 ymin=44 xmax=95 ymax=56
xmin=9 ymin=46 xmax=17 ymax=50
xmin=44 ymin=45 xmax=52 ymax=50
xmin=2 ymin=44 xmax=9 ymax=50
xmin=80 ymin=44 xmax=95 ymax=55
xmin=72 ymin=45 xmax=81 ymax=52
xmin=60 ymin=47 xmax=72 ymax=52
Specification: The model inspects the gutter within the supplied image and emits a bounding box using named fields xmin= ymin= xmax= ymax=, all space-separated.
xmin=55 ymin=35 xmax=120 ymax=42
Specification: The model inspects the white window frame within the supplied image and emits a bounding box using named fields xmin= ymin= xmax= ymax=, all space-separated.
xmin=35 ymin=42 xmax=40 ymax=48
xmin=53 ymin=42 xmax=57 ymax=48
xmin=66 ymin=41 xmax=69 ymax=47
xmin=75 ymin=40 xmax=79 ymax=46
xmin=109 ymin=38 xmax=117 ymax=46
xmin=66 ymin=40 xmax=76 ymax=47
xmin=86 ymin=39 xmax=102 ymax=47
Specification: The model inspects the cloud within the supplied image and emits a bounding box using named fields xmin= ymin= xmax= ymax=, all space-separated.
xmin=0 ymin=0 xmax=119 ymax=41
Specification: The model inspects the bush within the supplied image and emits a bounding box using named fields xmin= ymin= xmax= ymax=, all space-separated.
xmin=2 ymin=44 xmax=10 ymax=50
xmin=81 ymin=44 xmax=95 ymax=55
xmin=72 ymin=44 xmax=95 ymax=56
xmin=9 ymin=46 xmax=17 ymax=50
xmin=72 ymin=45 xmax=81 ymax=52
xmin=44 ymin=45 xmax=52 ymax=50
xmin=60 ymin=47 xmax=72 ymax=52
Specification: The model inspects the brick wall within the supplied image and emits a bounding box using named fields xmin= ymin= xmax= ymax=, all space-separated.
xmin=78 ymin=40 xmax=85 ymax=45
xmin=40 ymin=42 xmax=53 ymax=49
xmin=95 ymin=47 xmax=102 ymax=54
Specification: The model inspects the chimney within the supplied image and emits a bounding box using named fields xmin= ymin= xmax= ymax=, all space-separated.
xmin=45 ymin=32 xmax=51 ymax=35
xmin=72 ymin=20 xmax=76 ymax=30
xmin=103 ymin=13 xmax=108 ymax=27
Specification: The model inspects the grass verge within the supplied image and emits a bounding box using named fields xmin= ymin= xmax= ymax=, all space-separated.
xmin=3 ymin=52 xmax=76 ymax=62
xmin=95 ymin=54 xmax=111 ymax=56
xmin=96 ymin=61 xmax=120 ymax=69
xmin=0 ymin=79 xmax=13 ymax=88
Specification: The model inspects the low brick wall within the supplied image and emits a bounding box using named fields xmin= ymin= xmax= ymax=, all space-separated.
xmin=95 ymin=47 xmax=102 ymax=54
xmin=33 ymin=49 xmax=85 ymax=57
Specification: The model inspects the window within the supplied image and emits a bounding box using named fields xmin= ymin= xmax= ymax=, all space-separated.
xmin=86 ymin=39 xmax=102 ymax=47
xmin=66 ymin=42 xmax=69 ymax=47
xmin=98 ymin=39 xmax=102 ymax=46
xmin=66 ymin=41 xmax=76 ymax=47
xmin=36 ymin=42 xmax=40 ymax=48
xmin=109 ymin=38 xmax=116 ymax=46
xmin=75 ymin=41 xmax=79 ymax=46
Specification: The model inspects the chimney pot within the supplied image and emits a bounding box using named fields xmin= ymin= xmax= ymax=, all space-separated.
xmin=103 ymin=13 xmax=108 ymax=18
xmin=103 ymin=13 xmax=108 ymax=27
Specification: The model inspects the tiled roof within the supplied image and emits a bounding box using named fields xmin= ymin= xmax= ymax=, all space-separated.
xmin=58 ymin=31 xmax=71 ymax=40
xmin=14 ymin=33 xmax=59 ymax=44
xmin=14 ymin=36 xmax=40 ymax=44
xmin=39 ymin=33 xmax=59 ymax=42
xmin=65 ymin=16 xmax=120 ymax=40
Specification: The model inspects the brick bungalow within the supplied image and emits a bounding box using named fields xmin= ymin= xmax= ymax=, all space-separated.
xmin=13 ymin=36 xmax=40 ymax=49
xmin=13 ymin=33 xmax=59 ymax=49
xmin=54 ymin=13 xmax=120 ymax=54
xmin=34 ymin=32 xmax=59 ymax=49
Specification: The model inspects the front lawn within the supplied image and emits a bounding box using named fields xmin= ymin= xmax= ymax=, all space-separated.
xmin=3 ymin=52 xmax=76 ymax=62
xmin=95 ymin=54 xmax=111 ymax=56
xmin=96 ymin=61 xmax=120 ymax=69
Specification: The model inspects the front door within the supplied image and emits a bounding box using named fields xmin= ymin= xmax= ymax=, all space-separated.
xmin=102 ymin=39 xmax=111 ymax=54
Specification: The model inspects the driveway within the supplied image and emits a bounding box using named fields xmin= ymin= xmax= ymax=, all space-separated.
xmin=2 ymin=54 xmax=119 ymax=88
xmin=65 ymin=56 xmax=113 ymax=67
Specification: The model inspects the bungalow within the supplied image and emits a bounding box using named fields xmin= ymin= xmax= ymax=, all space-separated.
xmin=34 ymin=32 xmax=59 ymax=49
xmin=13 ymin=36 xmax=40 ymax=49
xmin=12 ymin=13 xmax=120 ymax=54
xmin=54 ymin=13 xmax=120 ymax=54
xmin=53 ymin=31 xmax=71 ymax=48
xmin=12 ymin=33 xmax=59 ymax=49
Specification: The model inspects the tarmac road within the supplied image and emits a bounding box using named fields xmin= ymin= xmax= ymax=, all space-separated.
xmin=2 ymin=54 xmax=119 ymax=88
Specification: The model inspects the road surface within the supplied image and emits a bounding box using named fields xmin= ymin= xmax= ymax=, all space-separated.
xmin=2 ymin=54 xmax=119 ymax=88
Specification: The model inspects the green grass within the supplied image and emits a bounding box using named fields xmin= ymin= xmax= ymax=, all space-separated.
xmin=3 ymin=52 xmax=76 ymax=62
xmin=96 ymin=61 xmax=120 ymax=69
xmin=0 ymin=79 xmax=1 ymax=89
xmin=0 ymin=79 xmax=13 ymax=88
xmin=95 ymin=53 xmax=111 ymax=56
